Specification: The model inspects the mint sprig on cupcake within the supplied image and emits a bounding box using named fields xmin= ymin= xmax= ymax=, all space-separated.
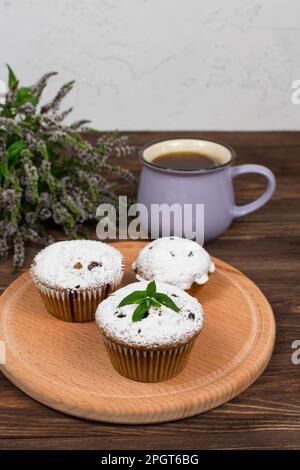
xmin=118 ymin=281 xmax=180 ymax=322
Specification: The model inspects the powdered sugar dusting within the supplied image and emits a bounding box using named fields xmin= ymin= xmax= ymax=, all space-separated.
xmin=31 ymin=240 xmax=124 ymax=289
xmin=132 ymin=237 xmax=215 ymax=290
xmin=96 ymin=281 xmax=204 ymax=349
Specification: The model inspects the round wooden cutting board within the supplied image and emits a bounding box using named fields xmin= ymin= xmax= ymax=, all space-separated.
xmin=0 ymin=241 xmax=275 ymax=424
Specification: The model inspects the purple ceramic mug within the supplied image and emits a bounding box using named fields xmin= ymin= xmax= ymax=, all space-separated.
xmin=137 ymin=138 xmax=276 ymax=242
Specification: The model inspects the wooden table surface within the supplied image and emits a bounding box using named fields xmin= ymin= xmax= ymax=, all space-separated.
xmin=0 ymin=131 xmax=299 ymax=450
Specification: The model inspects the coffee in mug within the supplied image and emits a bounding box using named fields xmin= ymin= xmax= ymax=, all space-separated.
xmin=152 ymin=151 xmax=220 ymax=171
xmin=137 ymin=138 xmax=276 ymax=243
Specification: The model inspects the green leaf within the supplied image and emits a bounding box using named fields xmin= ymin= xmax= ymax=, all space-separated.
xmin=154 ymin=292 xmax=180 ymax=312
xmin=118 ymin=290 xmax=146 ymax=307
xmin=146 ymin=280 xmax=156 ymax=297
xmin=1 ymin=106 xmax=14 ymax=118
xmin=0 ymin=162 xmax=9 ymax=183
xmin=150 ymin=298 xmax=161 ymax=308
xmin=7 ymin=141 xmax=27 ymax=167
xmin=132 ymin=301 xmax=149 ymax=322
xmin=14 ymin=87 xmax=38 ymax=107
xmin=6 ymin=64 xmax=17 ymax=88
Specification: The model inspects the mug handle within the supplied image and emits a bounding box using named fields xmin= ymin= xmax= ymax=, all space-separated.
xmin=230 ymin=164 xmax=276 ymax=218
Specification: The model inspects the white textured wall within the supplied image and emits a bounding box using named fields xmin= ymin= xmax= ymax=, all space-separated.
xmin=0 ymin=0 xmax=299 ymax=130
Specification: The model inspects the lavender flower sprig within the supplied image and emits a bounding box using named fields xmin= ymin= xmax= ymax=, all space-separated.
xmin=0 ymin=65 xmax=137 ymax=270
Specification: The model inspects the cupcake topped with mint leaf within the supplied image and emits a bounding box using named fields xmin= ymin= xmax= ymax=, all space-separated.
xmin=96 ymin=280 xmax=204 ymax=382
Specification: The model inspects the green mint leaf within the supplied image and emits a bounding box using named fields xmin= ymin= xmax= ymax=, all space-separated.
xmin=150 ymin=298 xmax=161 ymax=308
xmin=6 ymin=64 xmax=17 ymax=89
xmin=14 ymin=87 xmax=38 ymax=107
xmin=132 ymin=302 xmax=149 ymax=322
xmin=118 ymin=290 xmax=146 ymax=307
xmin=7 ymin=141 xmax=27 ymax=167
xmin=154 ymin=292 xmax=180 ymax=312
xmin=146 ymin=280 xmax=156 ymax=297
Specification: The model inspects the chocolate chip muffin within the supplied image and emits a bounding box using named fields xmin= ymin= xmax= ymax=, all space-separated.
xmin=132 ymin=236 xmax=215 ymax=290
xmin=31 ymin=240 xmax=124 ymax=322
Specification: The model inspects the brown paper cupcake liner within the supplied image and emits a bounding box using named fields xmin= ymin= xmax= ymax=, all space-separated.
xmin=103 ymin=336 xmax=195 ymax=382
xmin=32 ymin=260 xmax=124 ymax=322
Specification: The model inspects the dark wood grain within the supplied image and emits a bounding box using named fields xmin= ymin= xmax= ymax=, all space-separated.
xmin=0 ymin=131 xmax=300 ymax=450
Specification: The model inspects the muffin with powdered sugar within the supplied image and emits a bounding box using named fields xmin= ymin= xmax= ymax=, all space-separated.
xmin=31 ymin=240 xmax=124 ymax=322
xmin=96 ymin=280 xmax=204 ymax=382
xmin=132 ymin=236 xmax=215 ymax=290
